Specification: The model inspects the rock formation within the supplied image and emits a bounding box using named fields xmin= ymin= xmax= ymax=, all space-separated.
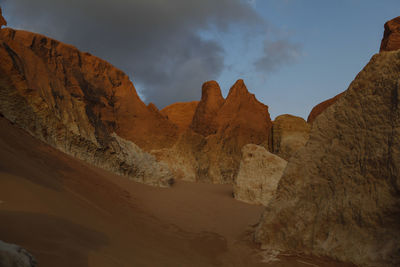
xmin=255 ymin=49 xmax=400 ymax=266
xmin=161 ymin=101 xmax=199 ymax=132
xmin=0 ymin=8 xmax=6 ymax=29
xmin=233 ymin=144 xmax=287 ymax=206
xmin=380 ymin=16 xmax=400 ymax=52
xmin=153 ymin=80 xmax=272 ymax=184
xmin=269 ymin=114 xmax=310 ymax=160
xmin=193 ymin=79 xmax=272 ymax=183
xmin=307 ymin=92 xmax=344 ymax=123
xmin=151 ymin=130 xmax=204 ymax=181
xmin=0 ymin=28 xmax=174 ymax=187
xmin=190 ymin=81 xmax=224 ymax=136
xmin=0 ymin=240 xmax=37 ymax=267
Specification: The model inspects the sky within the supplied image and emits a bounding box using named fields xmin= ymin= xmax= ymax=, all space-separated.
xmin=1 ymin=0 xmax=399 ymax=119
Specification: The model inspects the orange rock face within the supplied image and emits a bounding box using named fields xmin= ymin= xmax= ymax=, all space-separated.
xmin=161 ymin=101 xmax=199 ymax=132
xmin=190 ymin=81 xmax=225 ymax=136
xmin=0 ymin=8 xmax=6 ymax=28
xmin=307 ymin=92 xmax=344 ymax=123
xmin=0 ymin=28 xmax=177 ymax=151
xmin=214 ymin=79 xmax=272 ymax=149
xmin=380 ymin=16 xmax=400 ymax=52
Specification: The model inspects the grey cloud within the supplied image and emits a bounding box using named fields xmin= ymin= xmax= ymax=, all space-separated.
xmin=1 ymin=0 xmax=300 ymax=107
xmin=255 ymin=39 xmax=302 ymax=72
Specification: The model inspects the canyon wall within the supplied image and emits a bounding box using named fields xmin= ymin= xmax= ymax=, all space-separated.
xmin=0 ymin=28 xmax=174 ymax=187
xmin=255 ymin=49 xmax=400 ymax=267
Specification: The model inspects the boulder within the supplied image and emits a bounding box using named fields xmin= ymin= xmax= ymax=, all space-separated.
xmin=270 ymin=114 xmax=310 ymax=160
xmin=0 ymin=240 xmax=37 ymax=267
xmin=380 ymin=16 xmax=400 ymax=52
xmin=255 ymin=49 xmax=400 ymax=267
xmin=233 ymin=144 xmax=287 ymax=206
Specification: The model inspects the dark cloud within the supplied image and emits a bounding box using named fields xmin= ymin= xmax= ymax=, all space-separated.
xmin=255 ymin=39 xmax=302 ymax=72
xmin=1 ymin=0 xmax=301 ymax=107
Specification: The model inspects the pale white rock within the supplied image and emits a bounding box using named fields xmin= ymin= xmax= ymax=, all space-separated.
xmin=0 ymin=240 xmax=37 ymax=267
xmin=233 ymin=144 xmax=287 ymax=206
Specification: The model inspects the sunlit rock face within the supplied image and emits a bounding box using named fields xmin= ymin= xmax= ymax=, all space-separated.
xmin=380 ymin=16 xmax=400 ymax=52
xmin=161 ymin=101 xmax=199 ymax=133
xmin=153 ymin=79 xmax=273 ymax=184
xmin=255 ymin=50 xmax=400 ymax=267
xmin=233 ymin=144 xmax=287 ymax=206
xmin=269 ymin=114 xmax=310 ymax=160
xmin=0 ymin=8 xmax=6 ymax=29
xmin=307 ymin=92 xmax=344 ymax=123
xmin=0 ymin=240 xmax=37 ymax=267
xmin=190 ymin=80 xmax=225 ymax=136
xmin=0 ymin=28 xmax=174 ymax=187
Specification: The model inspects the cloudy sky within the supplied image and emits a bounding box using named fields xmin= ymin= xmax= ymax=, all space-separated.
xmin=1 ymin=0 xmax=399 ymax=119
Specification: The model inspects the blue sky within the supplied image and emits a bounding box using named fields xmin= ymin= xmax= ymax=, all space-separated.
xmin=215 ymin=0 xmax=400 ymax=119
xmin=2 ymin=0 xmax=400 ymax=120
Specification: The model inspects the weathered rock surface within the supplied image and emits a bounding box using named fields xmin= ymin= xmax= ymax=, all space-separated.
xmin=380 ymin=16 xmax=400 ymax=52
xmin=0 ymin=8 xmax=6 ymax=29
xmin=255 ymin=50 xmax=400 ymax=266
xmin=307 ymin=92 xmax=344 ymax=123
xmin=269 ymin=114 xmax=310 ymax=160
xmin=190 ymin=81 xmax=225 ymax=136
xmin=151 ymin=130 xmax=204 ymax=181
xmin=233 ymin=144 xmax=287 ymax=206
xmin=153 ymin=80 xmax=272 ymax=184
xmin=193 ymin=79 xmax=272 ymax=183
xmin=0 ymin=28 xmax=174 ymax=187
xmin=161 ymin=101 xmax=199 ymax=132
xmin=0 ymin=240 xmax=37 ymax=267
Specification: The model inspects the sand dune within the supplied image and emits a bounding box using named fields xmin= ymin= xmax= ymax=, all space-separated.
xmin=0 ymin=117 xmax=353 ymax=266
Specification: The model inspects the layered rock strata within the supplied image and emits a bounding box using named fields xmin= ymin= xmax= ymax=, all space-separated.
xmin=233 ymin=144 xmax=287 ymax=206
xmin=255 ymin=49 xmax=400 ymax=267
xmin=380 ymin=16 xmax=400 ymax=52
xmin=0 ymin=28 xmax=174 ymax=187
xmin=269 ymin=114 xmax=310 ymax=160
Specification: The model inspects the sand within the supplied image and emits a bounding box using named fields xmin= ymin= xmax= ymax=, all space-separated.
xmin=0 ymin=117 xmax=354 ymax=267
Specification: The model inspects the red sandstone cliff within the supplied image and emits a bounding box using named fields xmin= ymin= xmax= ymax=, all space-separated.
xmin=0 ymin=8 xmax=6 ymax=29
xmin=0 ymin=28 xmax=178 ymax=151
xmin=161 ymin=101 xmax=199 ymax=133
xmin=380 ymin=16 xmax=400 ymax=52
xmin=0 ymin=28 xmax=175 ymax=186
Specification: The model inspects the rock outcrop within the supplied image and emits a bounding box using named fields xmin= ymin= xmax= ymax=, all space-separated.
xmin=161 ymin=101 xmax=199 ymax=132
xmin=0 ymin=8 xmax=6 ymax=29
xmin=193 ymin=79 xmax=272 ymax=183
xmin=0 ymin=240 xmax=37 ymax=267
xmin=153 ymin=80 xmax=272 ymax=183
xmin=380 ymin=16 xmax=400 ymax=52
xmin=0 ymin=28 xmax=174 ymax=187
xmin=233 ymin=144 xmax=287 ymax=206
xmin=255 ymin=50 xmax=400 ymax=266
xmin=190 ymin=81 xmax=224 ymax=136
xmin=269 ymin=114 xmax=310 ymax=160
xmin=307 ymin=92 xmax=344 ymax=123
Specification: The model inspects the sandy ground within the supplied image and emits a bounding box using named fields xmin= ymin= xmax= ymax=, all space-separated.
xmin=0 ymin=117 xmax=355 ymax=267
